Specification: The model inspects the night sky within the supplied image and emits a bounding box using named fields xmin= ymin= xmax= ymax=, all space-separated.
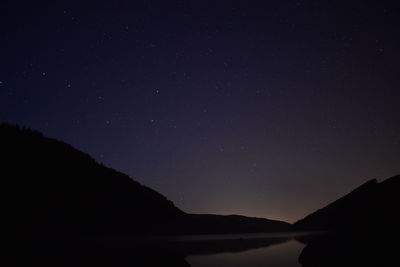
xmin=1 ymin=1 xmax=400 ymax=222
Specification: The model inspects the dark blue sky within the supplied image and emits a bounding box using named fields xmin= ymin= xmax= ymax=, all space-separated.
xmin=1 ymin=0 xmax=399 ymax=222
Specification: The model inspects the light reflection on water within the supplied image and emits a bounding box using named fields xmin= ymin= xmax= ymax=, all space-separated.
xmin=186 ymin=239 xmax=304 ymax=267
xmin=3 ymin=232 xmax=310 ymax=266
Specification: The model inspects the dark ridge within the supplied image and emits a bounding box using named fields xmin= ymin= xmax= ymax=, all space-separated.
xmin=0 ymin=123 xmax=185 ymax=234
xmin=0 ymin=123 xmax=289 ymax=235
xmin=294 ymin=174 xmax=400 ymax=232
xmin=183 ymin=214 xmax=291 ymax=234
xmin=295 ymin=175 xmax=400 ymax=266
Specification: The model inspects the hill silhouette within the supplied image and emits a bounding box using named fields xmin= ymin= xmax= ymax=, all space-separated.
xmin=294 ymin=175 xmax=400 ymax=232
xmin=294 ymin=175 xmax=400 ymax=267
xmin=0 ymin=123 xmax=290 ymax=235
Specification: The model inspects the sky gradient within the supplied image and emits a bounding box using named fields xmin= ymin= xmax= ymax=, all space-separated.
xmin=1 ymin=0 xmax=400 ymax=222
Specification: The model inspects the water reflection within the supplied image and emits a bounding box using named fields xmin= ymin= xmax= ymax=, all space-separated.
xmin=3 ymin=233 xmax=307 ymax=266
xmin=187 ymin=239 xmax=304 ymax=267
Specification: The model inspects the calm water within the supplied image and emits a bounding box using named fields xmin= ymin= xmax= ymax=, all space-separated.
xmin=178 ymin=233 xmax=306 ymax=267
xmin=3 ymin=232 xmax=309 ymax=266
xmin=187 ymin=240 xmax=303 ymax=267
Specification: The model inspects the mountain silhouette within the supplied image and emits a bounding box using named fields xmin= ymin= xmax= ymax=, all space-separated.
xmin=294 ymin=175 xmax=400 ymax=267
xmin=0 ymin=123 xmax=289 ymax=235
xmin=294 ymin=175 xmax=400 ymax=232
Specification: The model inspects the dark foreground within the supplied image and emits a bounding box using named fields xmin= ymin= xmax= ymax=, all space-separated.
xmin=4 ymin=231 xmax=398 ymax=267
xmin=299 ymin=231 xmax=400 ymax=267
xmin=3 ymin=232 xmax=303 ymax=267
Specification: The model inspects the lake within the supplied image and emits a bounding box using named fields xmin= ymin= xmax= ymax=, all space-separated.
xmin=3 ymin=232 xmax=310 ymax=266
xmin=171 ymin=233 xmax=307 ymax=267
xmin=187 ymin=239 xmax=303 ymax=267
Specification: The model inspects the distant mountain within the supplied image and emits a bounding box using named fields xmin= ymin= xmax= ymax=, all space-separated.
xmin=0 ymin=123 xmax=289 ymax=235
xmin=294 ymin=174 xmax=400 ymax=232
xmin=182 ymin=214 xmax=290 ymax=234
